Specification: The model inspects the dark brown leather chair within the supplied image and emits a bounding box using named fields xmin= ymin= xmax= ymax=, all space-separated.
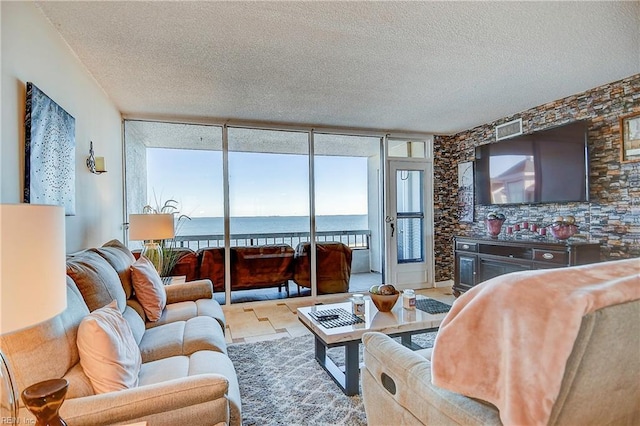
xmin=197 ymin=247 xmax=225 ymax=292
xmin=230 ymin=245 xmax=294 ymax=295
xmin=169 ymin=248 xmax=200 ymax=282
xmin=293 ymin=242 xmax=352 ymax=294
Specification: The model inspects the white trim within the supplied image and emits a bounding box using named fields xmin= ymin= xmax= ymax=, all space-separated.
xmin=122 ymin=115 xmax=433 ymax=140
xmin=222 ymin=125 xmax=231 ymax=306
xmin=309 ymin=130 xmax=317 ymax=298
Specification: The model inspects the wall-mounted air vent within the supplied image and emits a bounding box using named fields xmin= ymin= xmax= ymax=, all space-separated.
xmin=495 ymin=118 xmax=523 ymax=141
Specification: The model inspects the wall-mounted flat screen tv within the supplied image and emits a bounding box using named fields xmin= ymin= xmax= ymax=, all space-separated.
xmin=474 ymin=121 xmax=589 ymax=205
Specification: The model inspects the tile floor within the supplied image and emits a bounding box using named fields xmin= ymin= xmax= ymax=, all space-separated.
xmin=222 ymin=286 xmax=456 ymax=344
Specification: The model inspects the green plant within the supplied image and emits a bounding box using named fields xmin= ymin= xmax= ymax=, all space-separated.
xmin=141 ymin=197 xmax=191 ymax=277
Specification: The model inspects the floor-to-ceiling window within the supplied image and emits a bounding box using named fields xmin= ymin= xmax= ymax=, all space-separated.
xmin=125 ymin=120 xmax=433 ymax=304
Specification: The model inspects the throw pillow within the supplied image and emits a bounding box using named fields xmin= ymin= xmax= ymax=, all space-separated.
xmin=92 ymin=240 xmax=137 ymax=298
xmin=66 ymin=251 xmax=127 ymax=312
xmin=77 ymin=300 xmax=141 ymax=394
xmin=130 ymin=255 xmax=167 ymax=321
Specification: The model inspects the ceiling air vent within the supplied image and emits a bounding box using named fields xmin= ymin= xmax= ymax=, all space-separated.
xmin=495 ymin=118 xmax=523 ymax=141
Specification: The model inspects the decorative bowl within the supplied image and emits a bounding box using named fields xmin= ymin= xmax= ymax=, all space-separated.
xmin=548 ymin=223 xmax=578 ymax=240
xmin=369 ymin=292 xmax=400 ymax=312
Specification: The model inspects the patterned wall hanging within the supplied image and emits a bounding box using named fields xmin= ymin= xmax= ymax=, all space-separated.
xmin=458 ymin=161 xmax=474 ymax=222
xmin=24 ymin=82 xmax=76 ymax=215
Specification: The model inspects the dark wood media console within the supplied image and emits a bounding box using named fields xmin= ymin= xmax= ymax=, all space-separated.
xmin=453 ymin=235 xmax=601 ymax=296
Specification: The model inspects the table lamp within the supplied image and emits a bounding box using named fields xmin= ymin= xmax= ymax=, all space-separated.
xmin=128 ymin=213 xmax=175 ymax=274
xmin=1 ymin=204 xmax=67 ymax=425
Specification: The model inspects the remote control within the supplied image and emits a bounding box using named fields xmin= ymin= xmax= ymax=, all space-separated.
xmin=316 ymin=314 xmax=339 ymax=321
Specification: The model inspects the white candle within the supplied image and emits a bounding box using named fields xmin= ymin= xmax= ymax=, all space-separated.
xmin=95 ymin=157 xmax=106 ymax=172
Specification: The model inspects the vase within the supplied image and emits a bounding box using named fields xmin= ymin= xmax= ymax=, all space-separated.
xmin=485 ymin=219 xmax=505 ymax=237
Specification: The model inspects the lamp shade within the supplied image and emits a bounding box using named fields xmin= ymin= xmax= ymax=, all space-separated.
xmin=0 ymin=204 xmax=67 ymax=334
xmin=129 ymin=214 xmax=175 ymax=241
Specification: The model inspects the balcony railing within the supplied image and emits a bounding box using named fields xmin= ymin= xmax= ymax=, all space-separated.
xmin=175 ymin=229 xmax=371 ymax=251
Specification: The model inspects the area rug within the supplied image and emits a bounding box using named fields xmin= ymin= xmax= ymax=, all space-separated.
xmin=227 ymin=331 xmax=437 ymax=426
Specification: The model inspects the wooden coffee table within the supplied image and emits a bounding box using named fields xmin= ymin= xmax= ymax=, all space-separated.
xmin=297 ymin=295 xmax=448 ymax=395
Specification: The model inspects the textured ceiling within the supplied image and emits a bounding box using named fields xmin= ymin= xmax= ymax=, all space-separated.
xmin=38 ymin=1 xmax=639 ymax=134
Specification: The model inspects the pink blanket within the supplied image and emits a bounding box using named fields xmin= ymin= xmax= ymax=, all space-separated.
xmin=431 ymin=258 xmax=640 ymax=425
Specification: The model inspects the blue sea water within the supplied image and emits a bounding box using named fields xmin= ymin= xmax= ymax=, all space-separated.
xmin=177 ymin=214 xmax=368 ymax=236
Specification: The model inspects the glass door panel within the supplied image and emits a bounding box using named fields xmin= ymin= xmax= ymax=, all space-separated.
xmin=227 ymin=127 xmax=309 ymax=303
xmin=314 ymin=134 xmax=382 ymax=295
xmin=396 ymin=169 xmax=424 ymax=263
xmin=124 ymin=121 xmax=225 ymax=302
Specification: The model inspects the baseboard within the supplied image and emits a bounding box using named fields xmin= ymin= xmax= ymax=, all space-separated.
xmin=395 ymin=279 xmax=453 ymax=290
xmin=434 ymin=279 xmax=453 ymax=289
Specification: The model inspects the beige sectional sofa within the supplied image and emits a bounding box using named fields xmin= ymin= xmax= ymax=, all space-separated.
xmin=1 ymin=240 xmax=241 ymax=426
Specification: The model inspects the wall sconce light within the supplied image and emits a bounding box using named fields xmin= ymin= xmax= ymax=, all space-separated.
xmin=86 ymin=141 xmax=107 ymax=174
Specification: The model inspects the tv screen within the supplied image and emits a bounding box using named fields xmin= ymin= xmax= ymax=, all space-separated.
xmin=474 ymin=122 xmax=589 ymax=205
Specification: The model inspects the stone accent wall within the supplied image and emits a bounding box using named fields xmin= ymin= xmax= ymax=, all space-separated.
xmin=433 ymin=74 xmax=640 ymax=282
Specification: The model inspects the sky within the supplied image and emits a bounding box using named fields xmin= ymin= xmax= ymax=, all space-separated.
xmin=146 ymin=148 xmax=369 ymax=217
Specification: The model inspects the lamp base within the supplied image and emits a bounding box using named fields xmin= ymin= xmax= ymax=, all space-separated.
xmin=142 ymin=241 xmax=164 ymax=274
xmin=21 ymin=378 xmax=68 ymax=426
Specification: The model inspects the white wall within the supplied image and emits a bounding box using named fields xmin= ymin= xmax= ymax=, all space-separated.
xmin=1 ymin=2 xmax=124 ymax=252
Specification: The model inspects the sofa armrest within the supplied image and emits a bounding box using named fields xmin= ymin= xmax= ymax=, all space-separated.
xmin=362 ymin=332 xmax=500 ymax=426
xmin=60 ymin=374 xmax=230 ymax=426
xmin=165 ymin=279 xmax=214 ymax=304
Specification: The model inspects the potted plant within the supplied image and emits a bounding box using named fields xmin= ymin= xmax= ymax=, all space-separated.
xmin=141 ymin=198 xmax=191 ymax=277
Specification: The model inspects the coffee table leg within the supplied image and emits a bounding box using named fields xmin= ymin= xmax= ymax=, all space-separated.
xmin=314 ymin=337 xmax=360 ymax=396
xmin=314 ymin=336 xmax=326 ymax=363
xmin=401 ymin=333 xmax=412 ymax=347
xmin=343 ymin=341 xmax=360 ymax=396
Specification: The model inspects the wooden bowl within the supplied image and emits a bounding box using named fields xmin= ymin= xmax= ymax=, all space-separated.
xmin=369 ymin=292 xmax=400 ymax=312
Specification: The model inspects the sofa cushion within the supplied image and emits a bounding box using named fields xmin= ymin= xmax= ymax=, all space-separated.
xmin=138 ymin=350 xmax=241 ymax=426
xmin=138 ymin=316 xmax=227 ymax=362
xmin=67 ymin=251 xmax=127 ymax=313
xmin=149 ymin=299 xmax=226 ymax=333
xmin=92 ymin=239 xmax=136 ymax=298
xmin=77 ymin=300 xmax=142 ymax=394
xmin=131 ymin=255 xmax=167 ymax=321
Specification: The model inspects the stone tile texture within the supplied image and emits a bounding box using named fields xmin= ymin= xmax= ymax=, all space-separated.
xmin=434 ymin=74 xmax=640 ymax=281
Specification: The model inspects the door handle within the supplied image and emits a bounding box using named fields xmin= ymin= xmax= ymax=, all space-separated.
xmin=390 ymin=223 xmax=395 ymax=238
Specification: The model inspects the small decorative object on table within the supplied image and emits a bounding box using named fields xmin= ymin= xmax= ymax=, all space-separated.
xmin=351 ymin=293 xmax=365 ymax=316
xmin=485 ymin=212 xmax=506 ymax=237
xmin=403 ymin=289 xmax=416 ymax=310
xmin=21 ymin=378 xmax=69 ymax=426
xmin=548 ymin=215 xmax=578 ymax=240
xmin=369 ymin=284 xmax=400 ymax=312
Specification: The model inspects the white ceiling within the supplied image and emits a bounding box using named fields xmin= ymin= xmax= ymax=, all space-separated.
xmin=38 ymin=1 xmax=639 ymax=135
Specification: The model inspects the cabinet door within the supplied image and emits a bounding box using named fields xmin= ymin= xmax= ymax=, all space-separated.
xmin=455 ymin=254 xmax=477 ymax=290
xmin=479 ymin=258 xmax=529 ymax=282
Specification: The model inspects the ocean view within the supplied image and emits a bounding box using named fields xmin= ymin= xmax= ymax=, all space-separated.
xmin=177 ymin=214 xmax=368 ymax=236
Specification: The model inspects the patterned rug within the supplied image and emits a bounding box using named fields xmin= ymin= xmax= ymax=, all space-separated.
xmin=227 ymin=331 xmax=437 ymax=426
